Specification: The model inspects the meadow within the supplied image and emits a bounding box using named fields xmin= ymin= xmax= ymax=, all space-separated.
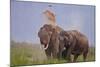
xmin=10 ymin=41 xmax=95 ymax=66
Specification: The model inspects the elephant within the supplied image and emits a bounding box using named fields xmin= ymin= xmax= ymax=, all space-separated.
xmin=60 ymin=30 xmax=89 ymax=62
xmin=38 ymin=24 xmax=62 ymax=59
xmin=38 ymin=24 xmax=89 ymax=62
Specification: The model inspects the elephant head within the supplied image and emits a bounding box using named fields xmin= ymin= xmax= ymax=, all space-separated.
xmin=38 ymin=24 xmax=55 ymax=50
xmin=59 ymin=31 xmax=73 ymax=47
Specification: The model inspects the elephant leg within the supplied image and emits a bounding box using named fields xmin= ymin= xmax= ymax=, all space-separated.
xmin=45 ymin=49 xmax=52 ymax=59
xmin=66 ymin=49 xmax=72 ymax=62
xmin=73 ymin=54 xmax=79 ymax=62
xmin=83 ymin=48 xmax=88 ymax=61
xmin=52 ymin=51 xmax=58 ymax=59
xmin=58 ymin=50 xmax=62 ymax=59
xmin=83 ymin=52 xmax=88 ymax=61
xmin=66 ymin=54 xmax=71 ymax=62
xmin=58 ymin=42 xmax=65 ymax=59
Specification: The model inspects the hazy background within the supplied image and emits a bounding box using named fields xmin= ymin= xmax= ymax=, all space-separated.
xmin=11 ymin=0 xmax=95 ymax=46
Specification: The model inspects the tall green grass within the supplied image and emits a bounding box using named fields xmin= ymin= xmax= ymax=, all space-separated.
xmin=10 ymin=41 xmax=95 ymax=66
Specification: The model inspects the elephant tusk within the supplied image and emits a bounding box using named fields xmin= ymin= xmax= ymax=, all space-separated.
xmin=44 ymin=44 xmax=49 ymax=50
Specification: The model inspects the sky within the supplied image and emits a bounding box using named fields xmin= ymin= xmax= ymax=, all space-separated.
xmin=11 ymin=0 xmax=95 ymax=46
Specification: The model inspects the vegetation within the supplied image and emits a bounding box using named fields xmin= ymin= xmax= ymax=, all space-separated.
xmin=10 ymin=41 xmax=95 ymax=66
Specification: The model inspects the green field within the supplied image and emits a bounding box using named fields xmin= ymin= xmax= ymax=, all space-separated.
xmin=10 ymin=41 xmax=95 ymax=66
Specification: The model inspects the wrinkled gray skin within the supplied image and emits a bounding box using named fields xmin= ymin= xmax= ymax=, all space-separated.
xmin=60 ymin=30 xmax=89 ymax=62
xmin=38 ymin=24 xmax=61 ymax=59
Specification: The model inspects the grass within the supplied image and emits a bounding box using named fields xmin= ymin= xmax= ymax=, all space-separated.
xmin=10 ymin=41 xmax=95 ymax=66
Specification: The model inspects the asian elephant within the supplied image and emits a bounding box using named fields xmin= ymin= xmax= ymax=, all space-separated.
xmin=38 ymin=24 xmax=89 ymax=62
xmin=38 ymin=24 xmax=63 ymax=59
xmin=60 ymin=30 xmax=89 ymax=62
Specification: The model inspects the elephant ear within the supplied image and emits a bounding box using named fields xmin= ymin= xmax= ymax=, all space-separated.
xmin=38 ymin=27 xmax=45 ymax=37
xmin=64 ymin=36 xmax=70 ymax=46
xmin=64 ymin=32 xmax=73 ymax=46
